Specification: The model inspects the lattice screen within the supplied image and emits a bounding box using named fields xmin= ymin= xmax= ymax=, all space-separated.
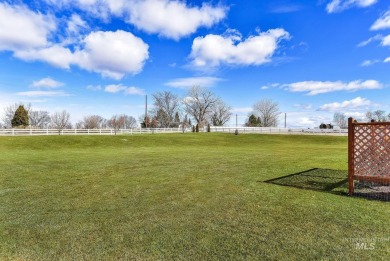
xmin=348 ymin=119 xmax=390 ymax=201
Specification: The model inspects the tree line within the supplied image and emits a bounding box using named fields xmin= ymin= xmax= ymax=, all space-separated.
xmin=1 ymin=86 xmax=282 ymax=131
xmin=331 ymin=110 xmax=390 ymax=129
xmin=138 ymin=86 xmax=281 ymax=130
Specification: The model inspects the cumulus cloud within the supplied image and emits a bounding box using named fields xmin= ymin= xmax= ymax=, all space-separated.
xmin=0 ymin=2 xmax=150 ymax=79
xmin=15 ymin=45 xmax=75 ymax=69
xmin=104 ymin=84 xmax=145 ymax=95
xmin=190 ymin=28 xmax=290 ymax=68
xmin=0 ymin=3 xmax=56 ymax=51
xmin=384 ymin=57 xmax=390 ymax=63
xmin=15 ymin=30 xmax=149 ymax=79
xmin=126 ymin=0 xmax=226 ymax=40
xmin=318 ymin=97 xmax=372 ymax=112
xmin=31 ymin=77 xmax=64 ymax=88
xmin=165 ymin=77 xmax=223 ymax=88
xmin=43 ymin=0 xmax=227 ymax=40
xmin=326 ymin=0 xmax=377 ymax=13
xmin=371 ymin=11 xmax=390 ymax=31
xmin=285 ymin=80 xmax=382 ymax=95
xmin=74 ymin=30 xmax=149 ymax=79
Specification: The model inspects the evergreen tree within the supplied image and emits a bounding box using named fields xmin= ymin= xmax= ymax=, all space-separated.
xmin=174 ymin=112 xmax=180 ymax=125
xmin=141 ymin=116 xmax=151 ymax=128
xmin=207 ymin=123 xmax=211 ymax=132
xmin=196 ymin=124 xmax=199 ymax=133
xmin=245 ymin=114 xmax=261 ymax=127
xmin=11 ymin=105 xmax=29 ymax=128
xmin=192 ymin=125 xmax=196 ymax=132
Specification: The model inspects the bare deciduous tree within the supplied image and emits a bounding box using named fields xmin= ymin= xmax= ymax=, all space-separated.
xmin=123 ymin=115 xmax=137 ymax=129
xmin=366 ymin=110 xmax=388 ymax=122
xmin=80 ymin=115 xmax=106 ymax=129
xmin=51 ymin=110 xmax=71 ymax=134
xmin=210 ymin=100 xmax=232 ymax=126
xmin=333 ymin=112 xmax=347 ymax=128
xmin=107 ymin=115 xmax=125 ymax=135
xmin=183 ymin=86 xmax=219 ymax=128
xmin=2 ymin=103 xmax=31 ymax=128
xmin=253 ymin=99 xmax=280 ymax=127
xmin=29 ymin=111 xmax=50 ymax=129
xmin=152 ymin=91 xmax=180 ymax=128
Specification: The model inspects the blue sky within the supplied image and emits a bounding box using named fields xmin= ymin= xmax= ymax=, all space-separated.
xmin=0 ymin=0 xmax=389 ymax=127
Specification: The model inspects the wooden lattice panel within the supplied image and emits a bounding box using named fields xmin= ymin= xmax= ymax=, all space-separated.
xmin=352 ymin=124 xmax=390 ymax=179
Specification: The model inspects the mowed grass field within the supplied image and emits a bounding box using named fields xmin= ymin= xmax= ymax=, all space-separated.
xmin=0 ymin=133 xmax=389 ymax=260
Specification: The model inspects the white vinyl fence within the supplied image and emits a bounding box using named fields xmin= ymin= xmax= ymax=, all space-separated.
xmin=210 ymin=126 xmax=347 ymax=135
xmin=0 ymin=127 xmax=348 ymax=136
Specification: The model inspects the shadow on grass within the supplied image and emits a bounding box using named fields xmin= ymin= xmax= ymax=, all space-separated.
xmin=264 ymin=168 xmax=348 ymax=196
xmin=264 ymin=168 xmax=390 ymax=201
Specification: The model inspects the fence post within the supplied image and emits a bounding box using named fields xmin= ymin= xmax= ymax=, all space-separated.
xmin=348 ymin=117 xmax=354 ymax=195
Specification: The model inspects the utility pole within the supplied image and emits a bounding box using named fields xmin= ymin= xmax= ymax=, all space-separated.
xmin=284 ymin=113 xmax=287 ymax=128
xmin=145 ymin=95 xmax=148 ymax=128
xmin=235 ymin=114 xmax=238 ymax=135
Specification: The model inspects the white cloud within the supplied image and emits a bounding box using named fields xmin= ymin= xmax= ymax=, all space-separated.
xmin=371 ymin=11 xmax=390 ymax=31
xmin=360 ymin=59 xmax=379 ymax=66
xmin=357 ymin=34 xmax=383 ymax=47
xmin=126 ymin=0 xmax=226 ymax=40
xmin=14 ymin=30 xmax=149 ymax=79
xmin=43 ymin=0 xmax=227 ymax=40
xmin=382 ymin=35 xmax=390 ymax=47
xmin=190 ymin=28 xmax=290 ymax=68
xmin=344 ymin=111 xmax=366 ymax=119
xmin=326 ymin=0 xmax=377 ymax=13
xmin=86 ymin=85 xmax=102 ymax=91
xmin=260 ymin=86 xmax=269 ymax=90
xmin=104 ymin=84 xmax=145 ymax=95
xmin=318 ymin=97 xmax=372 ymax=112
xmin=74 ymin=30 xmax=149 ymax=79
xmin=31 ymin=77 xmax=64 ymax=88
xmin=0 ymin=3 xmax=56 ymax=51
xmin=16 ymin=91 xmax=70 ymax=97
xmin=285 ymin=80 xmax=382 ymax=95
xmin=165 ymin=77 xmax=223 ymax=88
xmin=14 ymin=44 xmax=75 ymax=69
xmin=384 ymin=57 xmax=390 ymax=63
xmin=67 ymin=14 xmax=88 ymax=35
xmin=231 ymin=107 xmax=252 ymax=114
xmin=294 ymin=104 xmax=313 ymax=110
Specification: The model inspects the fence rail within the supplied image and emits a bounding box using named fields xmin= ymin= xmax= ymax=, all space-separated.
xmin=0 ymin=127 xmax=348 ymax=136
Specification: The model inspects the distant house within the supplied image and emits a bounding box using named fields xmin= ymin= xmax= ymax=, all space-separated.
xmin=319 ymin=123 xmax=333 ymax=129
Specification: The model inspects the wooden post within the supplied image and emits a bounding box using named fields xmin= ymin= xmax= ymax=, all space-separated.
xmin=348 ymin=117 xmax=354 ymax=195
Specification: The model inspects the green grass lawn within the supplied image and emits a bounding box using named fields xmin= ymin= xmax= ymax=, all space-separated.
xmin=0 ymin=134 xmax=389 ymax=260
